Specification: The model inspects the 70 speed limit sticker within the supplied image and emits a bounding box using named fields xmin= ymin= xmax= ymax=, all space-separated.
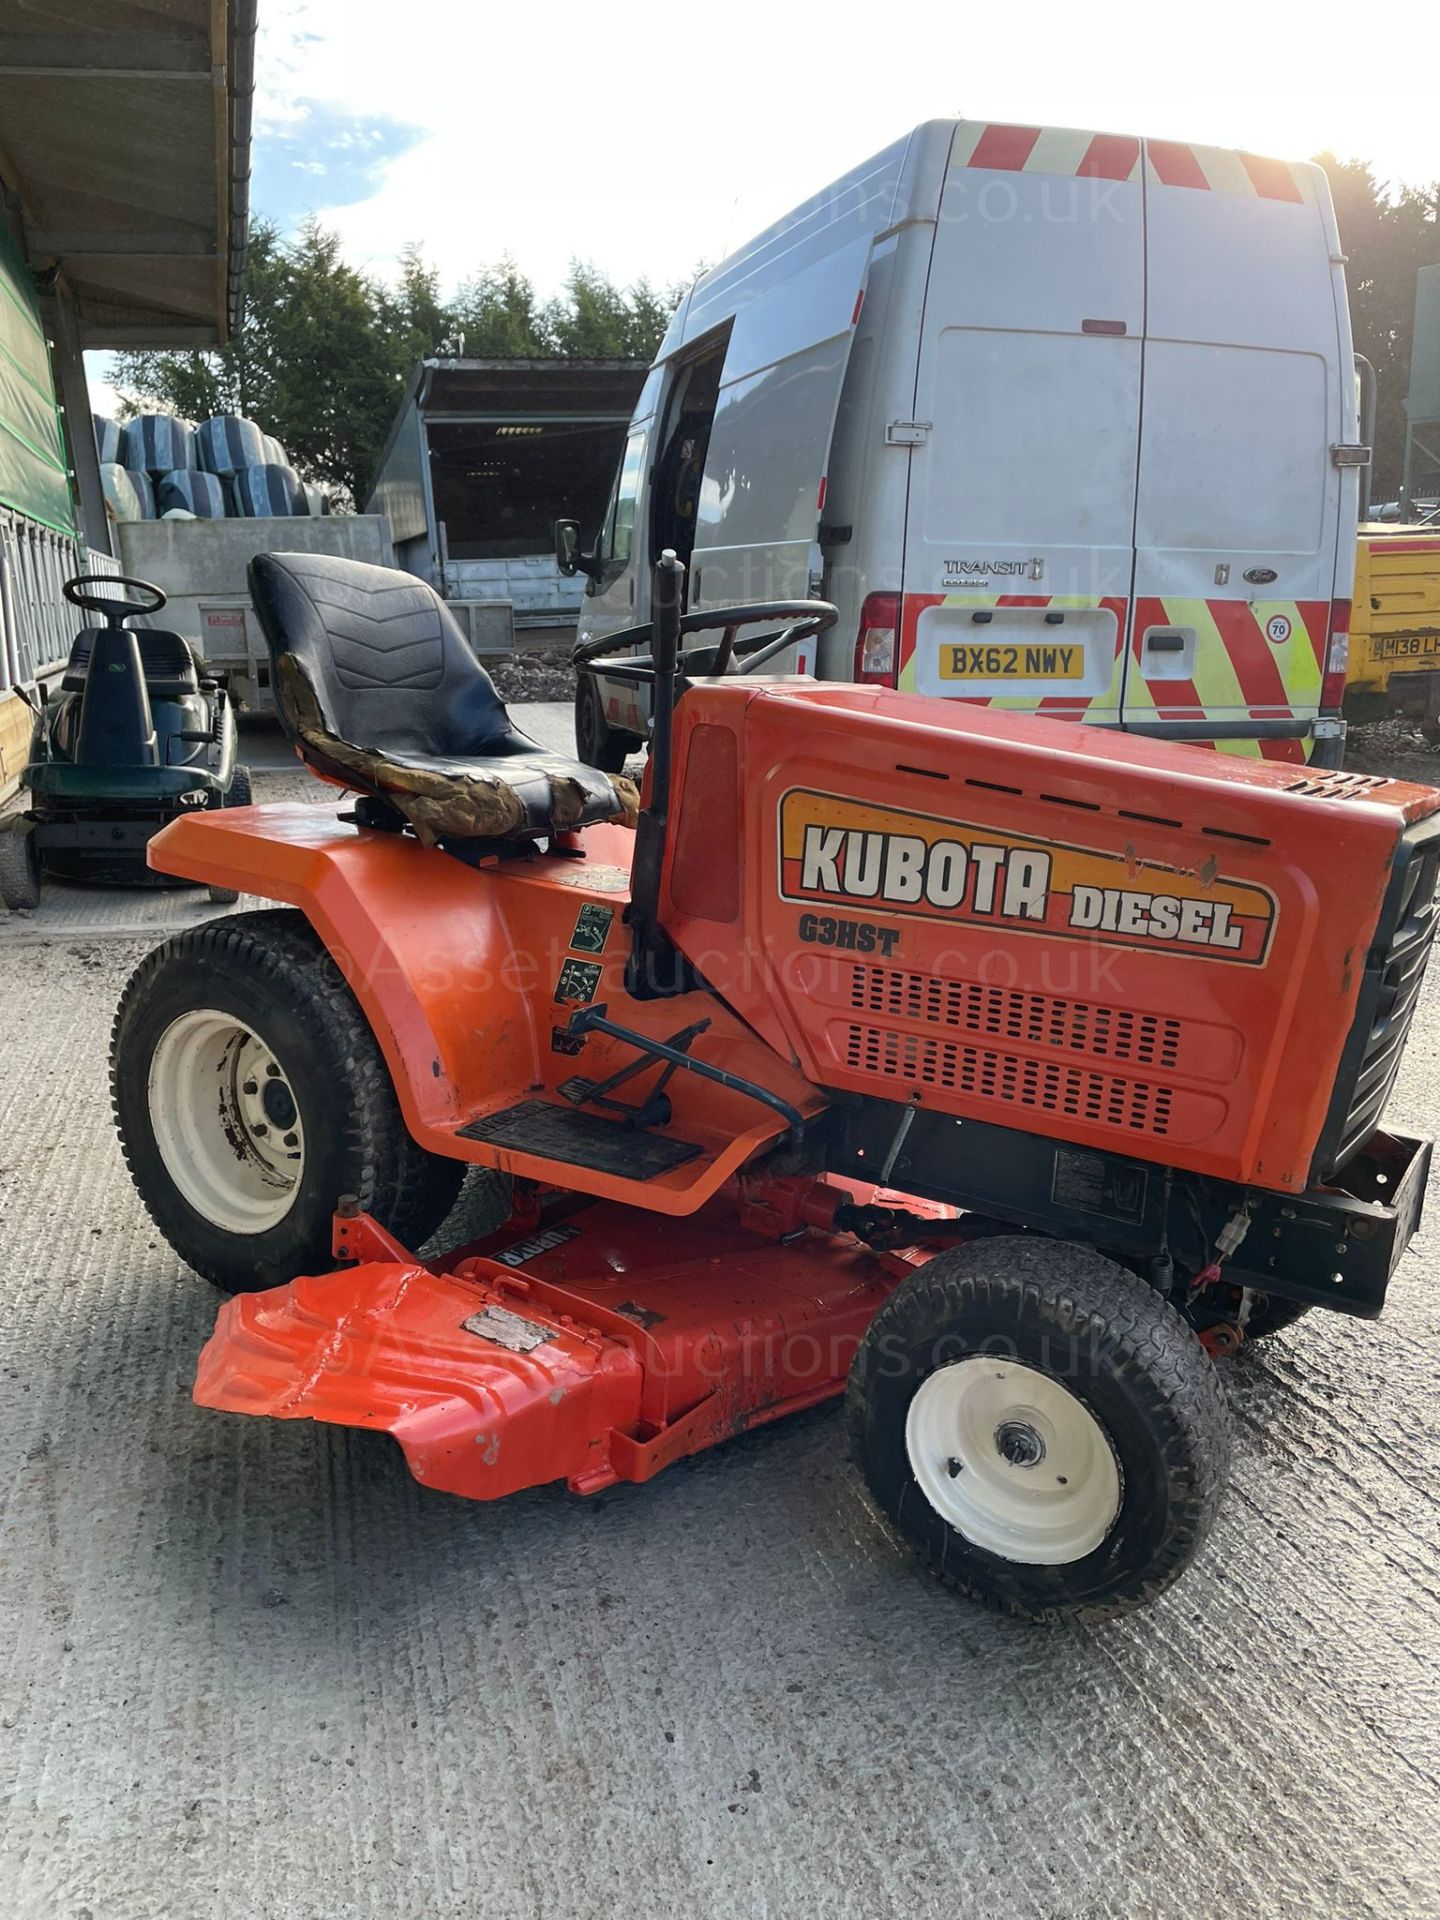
xmin=1265 ymin=613 xmax=1293 ymax=645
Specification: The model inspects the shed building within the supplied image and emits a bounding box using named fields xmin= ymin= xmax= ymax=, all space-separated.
xmin=0 ymin=0 xmax=254 ymax=793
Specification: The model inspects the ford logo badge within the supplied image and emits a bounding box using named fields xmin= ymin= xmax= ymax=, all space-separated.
xmin=1244 ymin=566 xmax=1279 ymax=585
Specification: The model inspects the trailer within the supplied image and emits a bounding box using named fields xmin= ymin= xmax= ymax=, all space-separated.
xmin=112 ymin=514 xmax=394 ymax=711
xmin=366 ymin=358 xmax=648 ymax=642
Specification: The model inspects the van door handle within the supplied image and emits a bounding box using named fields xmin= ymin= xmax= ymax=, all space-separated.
xmin=693 ymin=568 xmax=702 ymax=605
xmin=1146 ymin=632 xmax=1186 ymax=653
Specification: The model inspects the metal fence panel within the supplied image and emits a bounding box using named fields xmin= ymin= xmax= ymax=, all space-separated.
xmin=0 ymin=512 xmax=117 ymax=689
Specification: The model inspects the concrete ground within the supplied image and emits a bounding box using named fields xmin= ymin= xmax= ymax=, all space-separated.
xmin=2 ymin=715 xmax=1438 ymax=1919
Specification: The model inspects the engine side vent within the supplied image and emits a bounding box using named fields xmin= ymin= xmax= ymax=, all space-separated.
xmin=850 ymin=965 xmax=1182 ymax=1069
xmin=1283 ymin=770 xmax=1388 ymax=799
xmin=842 ymin=1024 xmax=1173 ymax=1135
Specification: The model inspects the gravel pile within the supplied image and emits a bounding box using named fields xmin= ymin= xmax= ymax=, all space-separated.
xmin=1346 ymin=715 xmax=1440 ymax=784
xmin=490 ymin=649 xmax=577 ymax=703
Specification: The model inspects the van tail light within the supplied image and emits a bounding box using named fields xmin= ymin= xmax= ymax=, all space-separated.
xmin=854 ymin=592 xmax=900 ymax=686
xmin=1321 ymin=599 xmax=1350 ymax=711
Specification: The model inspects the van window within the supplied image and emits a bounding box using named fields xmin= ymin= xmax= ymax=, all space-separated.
xmin=604 ymin=429 xmax=647 ymax=566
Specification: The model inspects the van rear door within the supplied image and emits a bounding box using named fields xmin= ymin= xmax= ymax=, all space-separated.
xmin=899 ymin=126 xmax=1145 ymax=722
xmin=688 ymin=234 xmax=870 ymax=612
xmin=1123 ymin=146 xmax=1345 ymax=760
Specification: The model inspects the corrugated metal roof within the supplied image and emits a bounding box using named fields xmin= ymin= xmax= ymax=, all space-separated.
xmin=0 ymin=0 xmax=254 ymax=347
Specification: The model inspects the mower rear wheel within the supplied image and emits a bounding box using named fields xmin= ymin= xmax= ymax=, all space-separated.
xmin=575 ymin=671 xmax=642 ymax=775
xmin=0 ymin=822 xmax=41 ymax=910
xmin=847 ymin=1236 xmax=1231 ymax=1622
xmin=112 ymin=908 xmax=465 ymax=1292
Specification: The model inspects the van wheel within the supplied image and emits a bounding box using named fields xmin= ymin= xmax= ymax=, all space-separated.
xmin=847 ymin=1236 xmax=1231 ymax=1622
xmin=112 ymin=908 xmax=466 ymax=1292
xmin=575 ymin=671 xmax=642 ymax=774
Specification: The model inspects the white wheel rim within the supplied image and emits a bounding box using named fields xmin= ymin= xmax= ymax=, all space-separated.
xmin=905 ymin=1357 xmax=1122 ymax=1565
xmin=148 ymin=1010 xmax=306 ymax=1234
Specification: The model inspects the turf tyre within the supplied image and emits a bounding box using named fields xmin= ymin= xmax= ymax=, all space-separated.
xmin=112 ymin=907 xmax=465 ymax=1291
xmin=847 ymin=1235 xmax=1231 ymax=1622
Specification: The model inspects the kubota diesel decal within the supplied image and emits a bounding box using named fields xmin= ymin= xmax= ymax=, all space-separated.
xmin=777 ymin=790 xmax=1276 ymax=965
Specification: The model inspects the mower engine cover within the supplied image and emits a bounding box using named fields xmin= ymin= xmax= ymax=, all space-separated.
xmin=656 ymin=680 xmax=1440 ymax=1196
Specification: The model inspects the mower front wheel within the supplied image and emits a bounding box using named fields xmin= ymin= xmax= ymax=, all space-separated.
xmin=0 ymin=821 xmax=41 ymax=910
xmin=848 ymin=1236 xmax=1231 ymax=1623
xmin=112 ymin=909 xmax=465 ymax=1291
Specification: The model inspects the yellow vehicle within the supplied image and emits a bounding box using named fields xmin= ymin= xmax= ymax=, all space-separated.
xmin=1347 ymin=526 xmax=1440 ymax=735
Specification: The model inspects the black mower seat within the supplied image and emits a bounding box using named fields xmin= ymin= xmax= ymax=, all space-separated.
xmin=248 ymin=552 xmax=639 ymax=845
xmin=61 ymin=627 xmax=202 ymax=698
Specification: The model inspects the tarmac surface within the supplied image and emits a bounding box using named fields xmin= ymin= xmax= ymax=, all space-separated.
xmin=2 ymin=714 xmax=1438 ymax=1919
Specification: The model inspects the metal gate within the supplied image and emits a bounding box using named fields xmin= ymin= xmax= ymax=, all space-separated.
xmin=0 ymin=511 xmax=116 ymax=689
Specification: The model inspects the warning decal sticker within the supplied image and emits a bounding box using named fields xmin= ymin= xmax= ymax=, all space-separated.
xmin=569 ymin=903 xmax=614 ymax=954
xmin=554 ymin=958 xmax=604 ymax=1005
xmin=777 ymin=788 xmax=1276 ymax=965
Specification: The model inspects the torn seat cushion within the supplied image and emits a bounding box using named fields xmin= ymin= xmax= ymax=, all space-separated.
xmin=248 ymin=552 xmax=638 ymax=843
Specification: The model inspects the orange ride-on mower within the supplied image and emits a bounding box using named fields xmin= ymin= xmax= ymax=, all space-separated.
xmin=111 ymin=549 xmax=1438 ymax=1621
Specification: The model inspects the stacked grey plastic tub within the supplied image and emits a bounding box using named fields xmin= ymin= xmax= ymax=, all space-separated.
xmin=198 ymin=416 xmax=308 ymax=518
xmin=93 ymin=413 xmax=319 ymax=520
xmin=96 ymin=412 xmax=159 ymax=525
xmin=118 ymin=414 xmax=232 ymax=519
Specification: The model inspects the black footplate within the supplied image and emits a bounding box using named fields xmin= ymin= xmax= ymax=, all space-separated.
xmin=457 ymin=1099 xmax=702 ymax=1179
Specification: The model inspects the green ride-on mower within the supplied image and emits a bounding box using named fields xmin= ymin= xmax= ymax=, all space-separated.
xmin=0 ymin=574 xmax=250 ymax=911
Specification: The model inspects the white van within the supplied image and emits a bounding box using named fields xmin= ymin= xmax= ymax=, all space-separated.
xmin=560 ymin=118 xmax=1363 ymax=770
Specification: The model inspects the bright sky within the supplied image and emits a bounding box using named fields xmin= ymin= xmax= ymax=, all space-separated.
xmin=89 ymin=0 xmax=1439 ymax=412
xmin=249 ymin=0 xmax=1438 ymax=295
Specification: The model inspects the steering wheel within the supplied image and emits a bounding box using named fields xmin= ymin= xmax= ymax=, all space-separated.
xmin=574 ymin=599 xmax=837 ymax=681
xmin=63 ymin=573 xmax=167 ymax=623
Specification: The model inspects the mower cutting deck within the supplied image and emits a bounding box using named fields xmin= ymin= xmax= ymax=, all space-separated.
xmin=195 ymin=1178 xmax=951 ymax=1501
xmin=109 ymin=548 xmax=1439 ymax=1623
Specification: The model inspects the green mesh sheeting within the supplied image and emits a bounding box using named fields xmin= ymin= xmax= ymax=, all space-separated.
xmin=0 ymin=222 xmax=76 ymax=535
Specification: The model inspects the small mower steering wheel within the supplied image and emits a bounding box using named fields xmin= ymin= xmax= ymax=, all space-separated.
xmin=573 ymin=599 xmax=837 ymax=683
xmin=63 ymin=573 xmax=167 ymax=623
